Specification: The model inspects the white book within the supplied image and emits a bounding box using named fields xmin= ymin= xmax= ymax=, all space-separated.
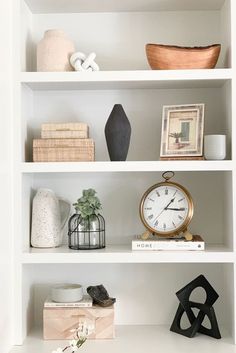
xmin=132 ymin=235 xmax=205 ymax=251
xmin=44 ymin=295 xmax=93 ymax=308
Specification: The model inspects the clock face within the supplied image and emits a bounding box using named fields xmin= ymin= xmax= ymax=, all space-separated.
xmin=140 ymin=182 xmax=193 ymax=235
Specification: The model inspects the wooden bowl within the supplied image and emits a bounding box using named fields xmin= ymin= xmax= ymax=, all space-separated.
xmin=146 ymin=44 xmax=221 ymax=70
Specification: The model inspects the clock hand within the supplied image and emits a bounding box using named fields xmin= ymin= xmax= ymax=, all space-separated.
xmin=153 ymin=208 xmax=166 ymax=222
xmin=166 ymin=207 xmax=186 ymax=211
xmin=153 ymin=198 xmax=176 ymax=222
xmin=164 ymin=198 xmax=175 ymax=210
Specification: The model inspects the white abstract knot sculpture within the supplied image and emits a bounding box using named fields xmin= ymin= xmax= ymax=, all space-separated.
xmin=70 ymin=52 xmax=99 ymax=72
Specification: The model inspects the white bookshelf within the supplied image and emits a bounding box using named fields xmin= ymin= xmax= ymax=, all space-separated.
xmin=21 ymin=244 xmax=234 ymax=264
xmin=20 ymin=161 xmax=234 ymax=173
xmin=21 ymin=69 xmax=232 ymax=90
xmin=9 ymin=326 xmax=234 ymax=353
xmin=10 ymin=0 xmax=236 ymax=352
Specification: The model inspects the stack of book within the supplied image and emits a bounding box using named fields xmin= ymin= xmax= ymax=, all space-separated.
xmin=132 ymin=234 xmax=205 ymax=251
xmin=33 ymin=122 xmax=95 ymax=162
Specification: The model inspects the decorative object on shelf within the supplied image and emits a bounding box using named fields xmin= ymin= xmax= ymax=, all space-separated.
xmin=51 ymin=284 xmax=83 ymax=303
xmin=105 ymin=104 xmax=131 ymax=161
xmin=37 ymin=29 xmax=75 ymax=72
xmin=68 ymin=189 xmax=105 ymax=250
xmin=41 ymin=122 xmax=89 ymax=139
xmin=170 ymin=274 xmax=221 ymax=339
xmin=204 ymin=135 xmax=226 ymax=160
xmin=33 ymin=138 xmax=95 ymax=162
xmin=70 ymin=52 xmax=100 ymax=72
xmin=139 ymin=171 xmax=194 ymax=241
xmin=44 ymin=305 xmax=114 ymax=339
xmin=146 ymin=43 xmax=221 ymax=70
xmin=50 ymin=324 xmax=94 ymax=352
xmin=45 ymin=295 xmax=92 ymax=308
xmin=160 ymin=104 xmax=204 ymax=158
xmin=87 ymin=285 xmax=116 ymax=307
xmin=132 ymin=234 xmax=204 ymax=251
xmin=31 ymin=188 xmax=70 ymax=248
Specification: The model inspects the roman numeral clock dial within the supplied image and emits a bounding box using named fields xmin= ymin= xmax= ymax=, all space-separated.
xmin=140 ymin=172 xmax=194 ymax=239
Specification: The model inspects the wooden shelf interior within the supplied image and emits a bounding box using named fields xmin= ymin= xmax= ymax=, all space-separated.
xmin=20 ymin=81 xmax=232 ymax=163
xmin=20 ymin=171 xmax=233 ymax=253
xmin=16 ymin=263 xmax=234 ymax=350
xmin=21 ymin=0 xmax=232 ymax=72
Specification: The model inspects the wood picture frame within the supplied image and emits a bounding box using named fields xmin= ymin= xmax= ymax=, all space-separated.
xmin=160 ymin=104 xmax=205 ymax=158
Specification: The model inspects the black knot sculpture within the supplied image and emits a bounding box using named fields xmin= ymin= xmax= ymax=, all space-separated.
xmin=170 ymin=274 xmax=221 ymax=339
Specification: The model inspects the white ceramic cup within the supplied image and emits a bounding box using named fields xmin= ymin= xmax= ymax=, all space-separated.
xmin=51 ymin=284 xmax=83 ymax=303
xmin=204 ymin=135 xmax=226 ymax=160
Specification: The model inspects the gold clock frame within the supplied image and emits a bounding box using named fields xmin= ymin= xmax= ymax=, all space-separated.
xmin=139 ymin=179 xmax=194 ymax=237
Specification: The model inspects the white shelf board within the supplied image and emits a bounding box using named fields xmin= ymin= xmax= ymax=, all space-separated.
xmin=23 ymin=0 xmax=225 ymax=14
xmin=21 ymin=245 xmax=234 ymax=264
xmin=10 ymin=325 xmax=233 ymax=353
xmin=20 ymin=161 xmax=233 ymax=173
xmin=20 ymin=70 xmax=232 ymax=91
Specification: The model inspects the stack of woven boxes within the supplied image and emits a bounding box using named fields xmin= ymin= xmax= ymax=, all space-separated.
xmin=33 ymin=122 xmax=95 ymax=162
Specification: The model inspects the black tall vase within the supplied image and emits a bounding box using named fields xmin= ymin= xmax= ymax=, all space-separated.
xmin=105 ymin=104 xmax=131 ymax=161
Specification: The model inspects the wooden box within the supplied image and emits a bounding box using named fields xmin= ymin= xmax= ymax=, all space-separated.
xmin=41 ymin=122 xmax=89 ymax=139
xmin=43 ymin=305 xmax=115 ymax=340
xmin=33 ymin=138 xmax=95 ymax=162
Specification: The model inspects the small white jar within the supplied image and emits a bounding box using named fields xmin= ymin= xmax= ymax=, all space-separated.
xmin=51 ymin=284 xmax=83 ymax=303
xmin=204 ymin=135 xmax=226 ymax=160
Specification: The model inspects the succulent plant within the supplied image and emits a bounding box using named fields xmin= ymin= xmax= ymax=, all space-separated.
xmin=73 ymin=189 xmax=102 ymax=218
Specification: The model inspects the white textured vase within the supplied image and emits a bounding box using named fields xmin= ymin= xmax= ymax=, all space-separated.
xmin=37 ymin=29 xmax=75 ymax=72
xmin=31 ymin=188 xmax=71 ymax=248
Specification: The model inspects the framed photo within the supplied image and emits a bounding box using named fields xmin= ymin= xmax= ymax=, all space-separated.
xmin=160 ymin=104 xmax=204 ymax=157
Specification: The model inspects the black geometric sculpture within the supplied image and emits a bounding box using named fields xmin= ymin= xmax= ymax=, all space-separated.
xmin=170 ymin=274 xmax=221 ymax=339
xmin=105 ymin=104 xmax=131 ymax=161
xmin=87 ymin=284 xmax=116 ymax=307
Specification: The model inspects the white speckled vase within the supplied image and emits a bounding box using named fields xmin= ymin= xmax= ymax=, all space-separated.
xmin=37 ymin=29 xmax=75 ymax=72
xmin=31 ymin=188 xmax=71 ymax=248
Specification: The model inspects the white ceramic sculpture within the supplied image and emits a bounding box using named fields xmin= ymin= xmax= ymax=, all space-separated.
xmin=204 ymin=135 xmax=226 ymax=160
xmin=31 ymin=188 xmax=71 ymax=248
xmin=70 ymin=52 xmax=99 ymax=72
xmin=37 ymin=29 xmax=75 ymax=72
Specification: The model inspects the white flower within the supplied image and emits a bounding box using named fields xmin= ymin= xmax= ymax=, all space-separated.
xmin=88 ymin=324 xmax=95 ymax=335
xmin=69 ymin=340 xmax=78 ymax=352
xmin=52 ymin=348 xmax=63 ymax=353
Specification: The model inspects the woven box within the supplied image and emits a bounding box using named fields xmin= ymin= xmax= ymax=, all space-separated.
xmin=41 ymin=122 xmax=88 ymax=131
xmin=33 ymin=139 xmax=94 ymax=162
xmin=41 ymin=122 xmax=89 ymax=139
xmin=43 ymin=305 xmax=115 ymax=340
xmin=41 ymin=130 xmax=88 ymax=139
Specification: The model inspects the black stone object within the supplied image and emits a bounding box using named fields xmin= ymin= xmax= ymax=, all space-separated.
xmin=87 ymin=284 xmax=116 ymax=307
xmin=105 ymin=104 xmax=131 ymax=161
xmin=170 ymin=274 xmax=221 ymax=339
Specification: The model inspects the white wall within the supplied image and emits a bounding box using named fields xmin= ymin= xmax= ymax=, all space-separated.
xmin=23 ymin=10 xmax=225 ymax=71
xmin=0 ymin=0 xmax=13 ymax=352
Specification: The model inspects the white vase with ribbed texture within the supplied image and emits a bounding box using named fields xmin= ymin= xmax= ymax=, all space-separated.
xmin=37 ymin=29 xmax=75 ymax=72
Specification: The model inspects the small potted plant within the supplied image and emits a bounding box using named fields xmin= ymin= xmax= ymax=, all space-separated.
xmin=68 ymin=189 xmax=105 ymax=250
